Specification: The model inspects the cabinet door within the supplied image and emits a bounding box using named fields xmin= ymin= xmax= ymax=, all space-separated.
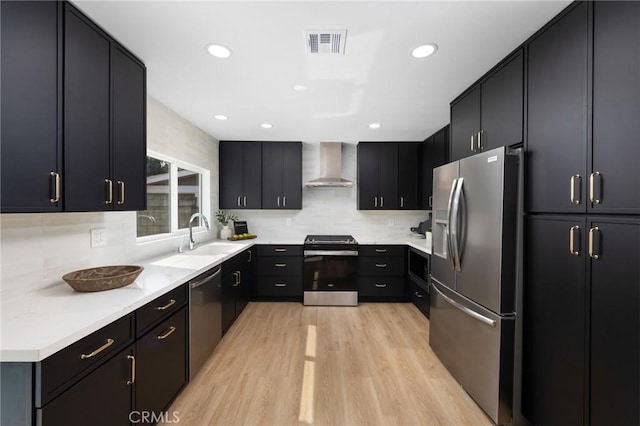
xmin=112 ymin=45 xmax=146 ymax=211
xmin=591 ymin=1 xmax=640 ymax=214
xmin=136 ymin=307 xmax=187 ymax=417
xmin=38 ymin=345 xmax=134 ymax=426
xmin=357 ymin=143 xmax=379 ymax=210
xmin=242 ymin=142 xmax=262 ymax=209
xmin=219 ymin=142 xmax=244 ymax=209
xmin=590 ymin=217 xmax=640 ymax=426
xmin=450 ymin=87 xmax=480 ymax=161
xmin=0 ymin=1 xmax=62 ymax=212
xmin=421 ymin=126 xmax=449 ymax=209
xmin=64 ymin=6 xmax=112 ymax=212
xmin=522 ymin=215 xmax=586 ymax=425
xmin=261 ymin=143 xmax=283 ymax=209
xmin=480 ymin=51 xmax=523 ymax=151
xmin=398 ymin=143 xmax=419 ymax=210
xmin=526 ymin=3 xmax=588 ymax=213
xmin=281 ymin=142 xmax=302 ymax=209
xmin=377 ymin=143 xmax=398 ymax=210
xmin=221 ymin=267 xmax=237 ymax=334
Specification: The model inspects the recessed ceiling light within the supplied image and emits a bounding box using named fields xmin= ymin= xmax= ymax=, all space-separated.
xmin=293 ymin=84 xmax=308 ymax=91
xmin=411 ymin=43 xmax=438 ymax=59
xmin=369 ymin=123 xmax=382 ymax=129
xmin=206 ymin=43 xmax=232 ymax=59
xmin=261 ymin=123 xmax=273 ymax=129
xmin=214 ymin=114 xmax=228 ymax=120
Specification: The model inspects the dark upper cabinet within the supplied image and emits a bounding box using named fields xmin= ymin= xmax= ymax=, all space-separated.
xmin=526 ymin=3 xmax=588 ymax=213
xmin=262 ymin=142 xmax=302 ymax=209
xmin=421 ymin=125 xmax=449 ymax=209
xmin=397 ymin=143 xmax=420 ymax=210
xmin=0 ymin=2 xmax=146 ymax=213
xmin=357 ymin=142 xmax=398 ymax=210
xmin=589 ymin=217 xmax=640 ymax=426
xmin=450 ymin=50 xmax=523 ymax=161
xmin=1 ymin=1 xmax=62 ymax=212
xmin=112 ymin=45 xmax=147 ymax=211
xmin=219 ymin=141 xmax=262 ymax=209
xmin=591 ymin=1 xmax=640 ymax=214
xmin=522 ymin=215 xmax=587 ymax=426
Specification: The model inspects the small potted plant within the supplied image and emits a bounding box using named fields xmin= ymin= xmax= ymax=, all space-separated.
xmin=214 ymin=210 xmax=238 ymax=239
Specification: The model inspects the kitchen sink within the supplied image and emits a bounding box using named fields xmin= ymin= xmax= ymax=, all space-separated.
xmin=184 ymin=242 xmax=240 ymax=256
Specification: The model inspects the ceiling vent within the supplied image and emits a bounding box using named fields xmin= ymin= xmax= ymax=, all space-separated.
xmin=304 ymin=30 xmax=347 ymax=54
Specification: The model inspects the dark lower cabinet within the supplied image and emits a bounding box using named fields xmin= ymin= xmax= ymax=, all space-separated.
xmin=135 ymin=307 xmax=188 ymax=420
xmin=38 ymin=345 xmax=135 ymax=426
xmin=222 ymin=249 xmax=254 ymax=333
xmin=409 ymin=281 xmax=430 ymax=318
xmin=589 ymin=217 xmax=640 ymax=426
xmin=358 ymin=245 xmax=406 ymax=302
xmin=255 ymin=245 xmax=303 ymax=300
xmin=523 ymin=215 xmax=587 ymax=425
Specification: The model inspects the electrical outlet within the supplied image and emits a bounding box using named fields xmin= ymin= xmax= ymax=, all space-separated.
xmin=388 ymin=219 xmax=395 ymax=227
xmin=286 ymin=218 xmax=292 ymax=227
xmin=91 ymin=228 xmax=107 ymax=248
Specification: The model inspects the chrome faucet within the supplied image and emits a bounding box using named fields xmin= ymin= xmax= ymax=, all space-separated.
xmin=189 ymin=213 xmax=210 ymax=250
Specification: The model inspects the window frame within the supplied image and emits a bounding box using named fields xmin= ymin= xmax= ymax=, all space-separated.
xmin=136 ymin=150 xmax=210 ymax=243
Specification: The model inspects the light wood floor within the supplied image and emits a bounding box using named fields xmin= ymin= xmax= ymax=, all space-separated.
xmin=162 ymin=302 xmax=492 ymax=426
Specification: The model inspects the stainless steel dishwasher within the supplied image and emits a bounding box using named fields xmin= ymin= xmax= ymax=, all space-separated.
xmin=189 ymin=265 xmax=222 ymax=380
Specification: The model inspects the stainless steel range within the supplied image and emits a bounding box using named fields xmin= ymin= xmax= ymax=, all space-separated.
xmin=303 ymin=235 xmax=358 ymax=306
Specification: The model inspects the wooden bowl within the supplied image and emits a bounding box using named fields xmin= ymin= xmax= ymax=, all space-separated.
xmin=62 ymin=265 xmax=143 ymax=292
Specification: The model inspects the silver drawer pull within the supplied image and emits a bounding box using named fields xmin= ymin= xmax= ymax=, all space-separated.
xmin=375 ymin=283 xmax=387 ymax=288
xmin=49 ymin=171 xmax=61 ymax=203
xmin=80 ymin=338 xmax=114 ymax=359
xmin=274 ymin=283 xmax=287 ymax=287
xmin=157 ymin=326 xmax=176 ymax=340
xmin=275 ymin=263 xmax=287 ymax=267
xmin=414 ymin=291 xmax=423 ymax=299
xmin=375 ymin=263 xmax=387 ymax=268
xmin=274 ymin=248 xmax=287 ymax=252
xmin=375 ymin=248 xmax=387 ymax=253
xmin=156 ymin=299 xmax=176 ymax=310
xmin=127 ymin=355 xmax=136 ymax=385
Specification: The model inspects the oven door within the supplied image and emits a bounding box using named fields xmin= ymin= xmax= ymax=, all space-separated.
xmin=303 ymin=250 xmax=358 ymax=291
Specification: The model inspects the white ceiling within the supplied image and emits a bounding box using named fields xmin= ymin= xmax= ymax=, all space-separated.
xmin=75 ymin=0 xmax=571 ymax=143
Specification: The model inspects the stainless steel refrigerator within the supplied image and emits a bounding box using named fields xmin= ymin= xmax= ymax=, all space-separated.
xmin=429 ymin=146 xmax=519 ymax=425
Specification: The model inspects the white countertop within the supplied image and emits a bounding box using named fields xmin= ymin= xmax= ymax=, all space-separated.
xmin=1 ymin=237 xmax=430 ymax=362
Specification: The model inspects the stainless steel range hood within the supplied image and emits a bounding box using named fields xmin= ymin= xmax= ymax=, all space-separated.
xmin=305 ymin=142 xmax=354 ymax=188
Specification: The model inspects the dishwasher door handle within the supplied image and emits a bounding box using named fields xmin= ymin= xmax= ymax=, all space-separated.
xmin=191 ymin=267 xmax=222 ymax=288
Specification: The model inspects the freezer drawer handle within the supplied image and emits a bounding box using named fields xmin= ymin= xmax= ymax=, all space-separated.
xmin=433 ymin=285 xmax=496 ymax=327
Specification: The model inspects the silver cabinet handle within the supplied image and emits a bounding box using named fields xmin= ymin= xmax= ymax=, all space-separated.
xmin=117 ymin=180 xmax=125 ymax=205
xmin=589 ymin=226 xmax=600 ymax=260
xmin=156 ymin=299 xmax=176 ymax=310
xmin=429 ymin=195 xmax=433 ymax=208
xmin=414 ymin=291 xmax=424 ymax=299
xmin=375 ymin=248 xmax=387 ymax=253
xmin=375 ymin=283 xmax=387 ymax=288
xmin=157 ymin=326 xmax=176 ymax=340
xmin=375 ymin=263 xmax=387 ymax=268
xmin=433 ymin=284 xmax=496 ymax=327
xmin=477 ymin=130 xmax=483 ymax=151
xmin=277 ymin=196 xmax=280 ymax=207
xmin=126 ymin=355 xmax=136 ymax=385
xmin=380 ymin=197 xmax=384 ymax=208
xmin=400 ymin=196 xmax=404 ymax=208
xmin=274 ymin=283 xmax=287 ymax=287
xmin=470 ymin=134 xmax=475 ymax=152
xmin=243 ymin=196 xmax=247 ymax=207
xmin=275 ymin=263 xmax=287 ymax=267
xmin=237 ymin=196 xmax=242 ymax=207
xmin=80 ymin=338 xmax=114 ymax=359
xmin=274 ymin=248 xmax=287 ymax=253
xmin=569 ymin=225 xmax=580 ymax=256
xmin=283 ymin=196 xmax=286 ymax=207
xmin=105 ymin=179 xmax=113 ymax=204
xmin=570 ymin=174 xmax=581 ymax=205
xmin=247 ymin=250 xmax=252 ymax=262
xmin=233 ymin=271 xmax=241 ymax=286
xmin=590 ymin=171 xmax=602 ymax=204
xmin=50 ymin=172 xmax=61 ymax=203
xmin=374 ymin=197 xmax=378 ymax=207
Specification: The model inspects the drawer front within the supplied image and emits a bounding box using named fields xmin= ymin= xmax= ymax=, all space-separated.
xmin=359 ymin=256 xmax=405 ymax=276
xmin=258 ymin=257 xmax=303 ymax=276
xmin=136 ymin=284 xmax=187 ymax=337
xmin=256 ymin=276 xmax=303 ymax=297
xmin=37 ymin=313 xmax=134 ymax=406
xmin=359 ymin=276 xmax=405 ymax=298
xmin=358 ymin=245 xmax=405 ymax=257
xmin=136 ymin=306 xmax=188 ymax=416
xmin=409 ymin=280 xmax=430 ymax=318
xmin=257 ymin=245 xmax=303 ymax=257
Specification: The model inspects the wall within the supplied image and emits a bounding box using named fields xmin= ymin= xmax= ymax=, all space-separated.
xmin=0 ymin=98 xmax=429 ymax=302
xmin=0 ymin=96 xmax=218 ymax=302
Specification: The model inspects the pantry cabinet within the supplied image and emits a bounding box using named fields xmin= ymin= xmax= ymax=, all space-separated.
xmin=0 ymin=1 xmax=146 ymax=213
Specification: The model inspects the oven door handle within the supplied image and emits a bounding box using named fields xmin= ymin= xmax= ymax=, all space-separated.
xmin=304 ymin=250 xmax=358 ymax=256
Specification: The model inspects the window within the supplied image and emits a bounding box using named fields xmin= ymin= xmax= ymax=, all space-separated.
xmin=137 ymin=151 xmax=210 ymax=239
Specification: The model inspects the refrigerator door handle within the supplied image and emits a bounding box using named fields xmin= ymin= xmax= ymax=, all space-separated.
xmin=450 ymin=178 xmax=464 ymax=271
xmin=446 ymin=178 xmax=458 ymax=270
xmin=433 ymin=284 xmax=496 ymax=327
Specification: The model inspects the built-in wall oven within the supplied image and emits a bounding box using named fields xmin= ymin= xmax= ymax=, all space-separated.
xmin=303 ymin=235 xmax=358 ymax=306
